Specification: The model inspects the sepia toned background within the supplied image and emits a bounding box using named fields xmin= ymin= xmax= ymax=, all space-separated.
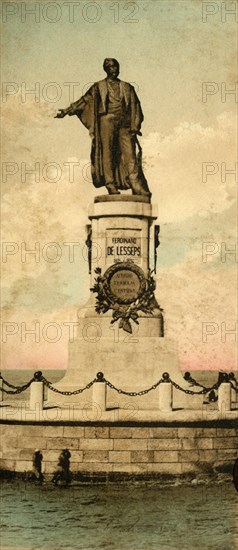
xmin=1 ymin=0 xmax=237 ymax=373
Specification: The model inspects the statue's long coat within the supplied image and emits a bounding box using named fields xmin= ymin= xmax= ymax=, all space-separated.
xmin=69 ymin=79 xmax=145 ymax=189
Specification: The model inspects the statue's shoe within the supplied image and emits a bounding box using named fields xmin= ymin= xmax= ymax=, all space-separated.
xmin=106 ymin=183 xmax=120 ymax=194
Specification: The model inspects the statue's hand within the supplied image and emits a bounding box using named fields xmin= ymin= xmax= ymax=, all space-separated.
xmin=130 ymin=130 xmax=142 ymax=137
xmin=54 ymin=108 xmax=68 ymax=119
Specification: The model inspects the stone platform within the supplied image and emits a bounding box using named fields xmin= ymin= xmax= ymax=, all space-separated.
xmin=1 ymin=403 xmax=238 ymax=423
xmin=0 ymin=417 xmax=237 ymax=478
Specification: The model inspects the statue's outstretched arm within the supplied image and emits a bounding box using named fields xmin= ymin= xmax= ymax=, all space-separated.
xmin=54 ymin=106 xmax=73 ymax=118
xmin=54 ymin=86 xmax=94 ymax=119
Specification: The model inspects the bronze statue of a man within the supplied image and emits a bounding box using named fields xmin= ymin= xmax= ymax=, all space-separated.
xmin=55 ymin=58 xmax=151 ymax=197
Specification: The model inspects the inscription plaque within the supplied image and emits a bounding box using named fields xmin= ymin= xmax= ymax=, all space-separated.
xmin=110 ymin=269 xmax=141 ymax=301
xmin=106 ymin=229 xmax=141 ymax=262
xmin=103 ymin=262 xmax=147 ymax=305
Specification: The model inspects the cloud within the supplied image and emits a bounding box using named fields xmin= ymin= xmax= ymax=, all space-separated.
xmin=1 ymin=156 xmax=96 ymax=287
xmin=141 ymin=111 xmax=236 ymax=222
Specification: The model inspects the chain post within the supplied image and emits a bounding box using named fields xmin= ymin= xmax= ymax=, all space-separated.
xmin=92 ymin=372 xmax=107 ymax=412
xmin=30 ymin=372 xmax=44 ymax=411
xmin=218 ymin=382 xmax=231 ymax=415
xmin=158 ymin=373 xmax=173 ymax=412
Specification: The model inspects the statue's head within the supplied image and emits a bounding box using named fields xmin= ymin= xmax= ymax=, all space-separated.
xmin=103 ymin=58 xmax=120 ymax=79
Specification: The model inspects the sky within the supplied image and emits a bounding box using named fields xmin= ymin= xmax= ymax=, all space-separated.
xmin=1 ymin=0 xmax=237 ymax=373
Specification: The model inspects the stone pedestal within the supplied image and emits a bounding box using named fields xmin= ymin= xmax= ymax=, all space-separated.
xmin=88 ymin=195 xmax=155 ymax=280
xmin=48 ymin=196 xmax=191 ymax=410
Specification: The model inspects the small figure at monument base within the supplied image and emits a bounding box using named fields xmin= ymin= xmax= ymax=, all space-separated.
xmin=30 ymin=450 xmax=44 ymax=483
xmin=52 ymin=449 xmax=72 ymax=486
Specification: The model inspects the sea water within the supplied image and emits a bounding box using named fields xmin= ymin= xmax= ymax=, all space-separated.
xmin=0 ymin=480 xmax=237 ymax=550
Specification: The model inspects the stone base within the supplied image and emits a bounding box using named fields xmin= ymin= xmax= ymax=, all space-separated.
xmin=47 ymin=305 xmax=202 ymax=410
xmin=46 ymin=195 xmax=205 ymax=412
xmin=47 ymin=335 xmax=179 ymax=408
xmin=0 ymin=422 xmax=237 ymax=479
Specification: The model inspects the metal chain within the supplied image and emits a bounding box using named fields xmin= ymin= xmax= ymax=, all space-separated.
xmin=104 ymin=378 xmax=164 ymax=396
xmin=0 ymin=376 xmax=26 ymax=390
xmin=0 ymin=372 xmax=237 ymax=397
xmin=184 ymin=373 xmax=238 ymax=391
xmin=170 ymin=380 xmax=220 ymax=395
xmin=41 ymin=376 xmax=97 ymax=396
xmin=0 ymin=379 xmax=34 ymax=394
xmin=105 ymin=378 xmax=221 ymax=397
xmin=185 ymin=376 xmax=206 ymax=389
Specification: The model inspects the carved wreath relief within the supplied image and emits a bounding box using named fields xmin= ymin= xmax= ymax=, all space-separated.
xmin=91 ymin=260 xmax=163 ymax=333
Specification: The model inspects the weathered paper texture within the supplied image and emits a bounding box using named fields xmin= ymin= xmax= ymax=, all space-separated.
xmin=1 ymin=1 xmax=237 ymax=549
